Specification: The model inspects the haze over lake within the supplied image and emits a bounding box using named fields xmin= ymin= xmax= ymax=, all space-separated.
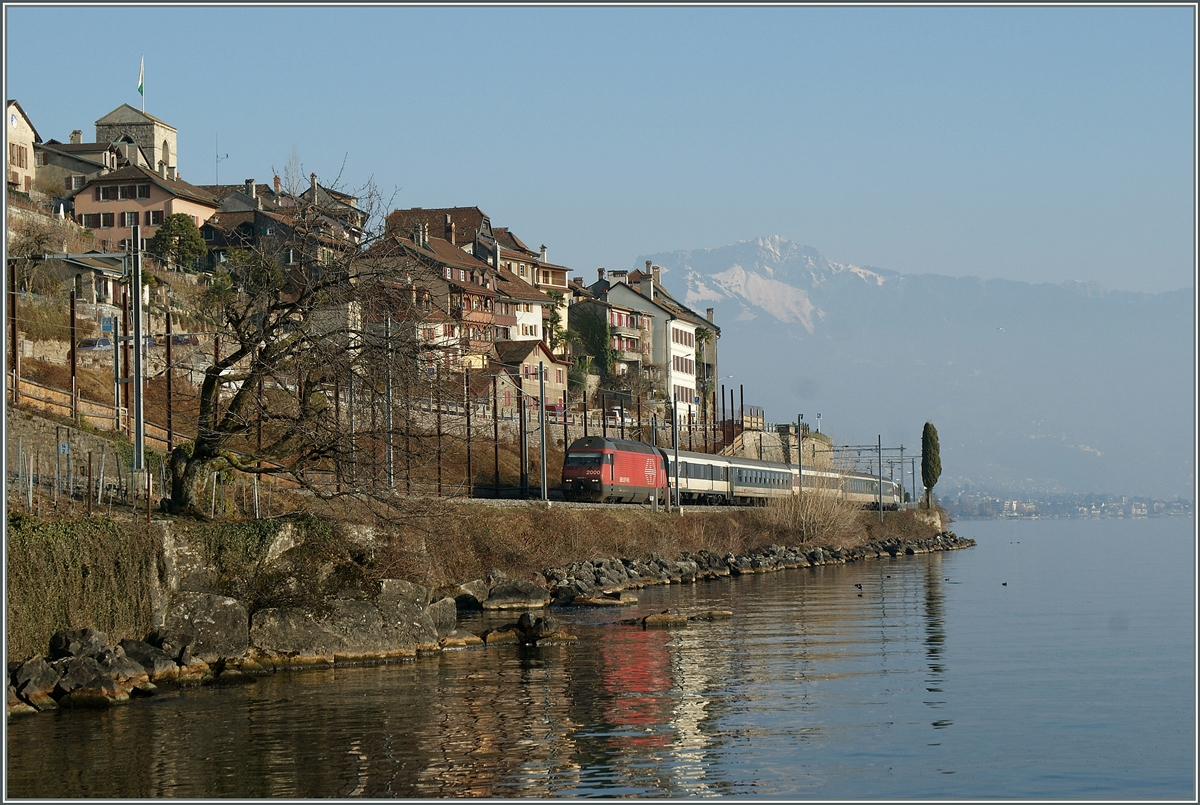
xmin=639 ymin=236 xmax=1194 ymax=501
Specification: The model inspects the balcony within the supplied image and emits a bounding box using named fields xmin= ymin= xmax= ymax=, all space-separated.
xmin=453 ymin=306 xmax=493 ymax=326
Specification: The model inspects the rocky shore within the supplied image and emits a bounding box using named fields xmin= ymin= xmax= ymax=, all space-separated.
xmin=7 ymin=529 xmax=974 ymax=718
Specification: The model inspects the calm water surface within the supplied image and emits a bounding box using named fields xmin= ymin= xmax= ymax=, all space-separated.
xmin=6 ymin=516 xmax=1195 ymax=798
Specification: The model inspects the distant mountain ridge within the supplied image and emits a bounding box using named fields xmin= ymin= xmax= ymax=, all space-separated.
xmin=637 ymin=237 xmax=1194 ymax=500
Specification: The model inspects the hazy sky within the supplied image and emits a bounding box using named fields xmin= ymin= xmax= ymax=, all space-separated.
xmin=5 ymin=5 xmax=1195 ymax=294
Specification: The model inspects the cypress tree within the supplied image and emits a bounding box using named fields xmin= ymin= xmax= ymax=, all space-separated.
xmin=921 ymin=421 xmax=941 ymax=509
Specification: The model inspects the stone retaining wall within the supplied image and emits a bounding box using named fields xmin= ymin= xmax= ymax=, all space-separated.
xmin=8 ymin=515 xmax=972 ymax=717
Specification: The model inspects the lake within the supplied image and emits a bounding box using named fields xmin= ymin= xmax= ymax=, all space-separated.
xmin=5 ymin=516 xmax=1195 ymax=798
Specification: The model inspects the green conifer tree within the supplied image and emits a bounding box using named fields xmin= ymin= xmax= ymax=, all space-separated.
xmin=921 ymin=421 xmax=942 ymax=509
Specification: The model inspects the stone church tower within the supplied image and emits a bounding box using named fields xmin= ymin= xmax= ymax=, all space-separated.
xmin=94 ymin=104 xmax=177 ymax=173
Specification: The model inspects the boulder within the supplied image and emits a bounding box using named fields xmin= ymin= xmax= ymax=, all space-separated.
xmin=163 ymin=593 xmax=250 ymax=663
xmin=175 ymin=659 xmax=213 ymax=686
xmin=48 ymin=628 xmax=107 ymax=661
xmin=452 ymin=579 xmax=489 ymax=611
xmin=118 ymin=640 xmax=180 ymax=684
xmin=481 ymin=626 xmax=521 ymax=645
xmin=234 ymin=650 xmax=335 ymax=673
xmin=426 ymin=597 xmax=458 ymax=638
xmin=555 ymin=576 xmax=597 ymax=601
xmin=378 ymin=579 xmax=431 ymax=612
xmin=130 ymin=682 xmax=159 ymax=697
xmin=8 ymin=684 xmax=37 ymax=718
xmin=515 ymin=613 xmax=570 ymax=644
xmin=59 ymin=677 xmax=129 ymax=708
xmin=213 ymin=668 xmax=256 ymax=686
xmin=572 ymin=592 xmax=638 ymax=607
xmin=12 ymin=657 xmax=60 ymax=711
xmin=438 ymin=630 xmax=484 ymax=649
xmin=51 ymin=655 xmax=102 ymax=699
xmin=250 ymin=599 xmax=431 ymax=663
xmin=249 ymin=607 xmax=342 ymax=660
xmin=144 ymin=626 xmax=196 ymax=663
xmin=94 ymin=646 xmax=150 ymax=691
xmin=484 ymin=578 xmax=551 ymax=611
xmin=642 ymin=611 xmax=689 ymax=629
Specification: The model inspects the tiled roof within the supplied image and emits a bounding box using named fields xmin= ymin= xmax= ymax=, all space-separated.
xmin=494 ymin=339 xmax=559 ymax=368
xmin=493 ymin=227 xmax=537 ymax=256
xmin=386 ymin=206 xmax=489 ymax=247
xmin=34 ymin=143 xmax=106 ymax=170
xmin=371 ymin=233 xmax=495 ymax=273
xmin=70 ymin=165 xmax=219 ymax=207
xmin=38 ymin=141 xmax=110 ymax=154
xmin=203 ymin=210 xmax=256 ymax=232
xmin=568 ymin=278 xmax=594 ymax=299
xmin=363 ymin=235 xmax=502 ymax=299
xmin=494 ymin=270 xmax=552 ymax=304
xmin=195 ymin=181 xmax=290 ymax=210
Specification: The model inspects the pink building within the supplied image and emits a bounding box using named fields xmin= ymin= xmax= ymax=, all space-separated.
xmin=69 ymin=164 xmax=219 ymax=253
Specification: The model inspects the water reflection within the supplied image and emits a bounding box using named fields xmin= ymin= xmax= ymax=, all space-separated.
xmin=923 ymin=557 xmax=951 ymax=731
xmin=8 ymin=551 xmax=967 ymax=798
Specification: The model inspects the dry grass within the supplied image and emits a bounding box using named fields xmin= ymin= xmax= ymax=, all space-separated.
xmin=21 ymin=357 xmax=112 ymax=403
xmin=860 ymin=508 xmax=945 ymax=543
xmin=751 ymin=485 xmax=867 ymax=551
xmin=361 ymin=500 xmax=756 ymax=589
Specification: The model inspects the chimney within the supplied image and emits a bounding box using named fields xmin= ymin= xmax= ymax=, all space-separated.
xmin=245 ymin=179 xmax=256 ymax=198
xmin=273 ymin=175 xmax=281 ymax=193
xmin=573 ymin=277 xmax=583 ymax=285
xmin=706 ymin=307 xmax=714 ymax=323
xmin=310 ymin=172 xmax=318 ymax=200
xmin=597 ymin=268 xmax=605 ymax=281
xmin=540 ymin=244 xmax=547 ymax=263
xmin=412 ymin=222 xmax=422 ymax=245
xmin=645 ymin=260 xmax=652 ymax=274
xmin=167 ymin=166 xmax=176 ymax=181
xmin=70 ymin=130 xmax=82 ymax=144
xmin=445 ymin=214 xmax=455 ymax=245
xmin=422 ymin=222 xmax=430 ymax=248
xmin=157 ymin=161 xmax=167 ymax=178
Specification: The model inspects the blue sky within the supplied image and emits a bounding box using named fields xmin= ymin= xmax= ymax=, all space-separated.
xmin=5 ymin=5 xmax=1195 ymax=293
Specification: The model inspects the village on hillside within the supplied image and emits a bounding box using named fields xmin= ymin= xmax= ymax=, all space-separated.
xmin=6 ymin=99 xmax=817 ymax=511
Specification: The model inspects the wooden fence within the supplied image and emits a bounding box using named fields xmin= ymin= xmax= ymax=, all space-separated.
xmin=6 ymin=374 xmax=171 ymax=451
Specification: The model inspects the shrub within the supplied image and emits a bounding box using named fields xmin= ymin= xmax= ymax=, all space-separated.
xmin=5 ymin=513 xmax=157 ymax=660
xmin=752 ymin=488 xmax=866 ymax=550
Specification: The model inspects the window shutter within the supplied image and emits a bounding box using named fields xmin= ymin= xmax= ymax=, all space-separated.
xmin=94 ymin=187 xmax=101 ymax=201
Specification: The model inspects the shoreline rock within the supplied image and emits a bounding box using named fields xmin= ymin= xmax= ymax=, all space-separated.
xmin=8 ymin=530 xmax=972 ymax=720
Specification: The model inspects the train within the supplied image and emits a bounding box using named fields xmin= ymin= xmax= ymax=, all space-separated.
xmin=561 ymin=436 xmax=902 ymax=509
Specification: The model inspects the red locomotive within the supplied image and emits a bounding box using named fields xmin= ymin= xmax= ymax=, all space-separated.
xmin=561 ymin=437 xmax=668 ymax=504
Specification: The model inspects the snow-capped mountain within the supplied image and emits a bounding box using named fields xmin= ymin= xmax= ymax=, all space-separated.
xmin=636 ymin=237 xmax=1193 ymax=500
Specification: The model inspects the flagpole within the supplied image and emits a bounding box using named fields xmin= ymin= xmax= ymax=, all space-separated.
xmin=139 ymin=56 xmax=144 ymax=113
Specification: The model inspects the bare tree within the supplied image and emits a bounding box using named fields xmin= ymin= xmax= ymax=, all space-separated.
xmin=165 ymin=171 xmax=458 ymax=516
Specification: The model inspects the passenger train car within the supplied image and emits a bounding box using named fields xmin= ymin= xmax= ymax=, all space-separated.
xmin=562 ymin=437 xmax=901 ymax=508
